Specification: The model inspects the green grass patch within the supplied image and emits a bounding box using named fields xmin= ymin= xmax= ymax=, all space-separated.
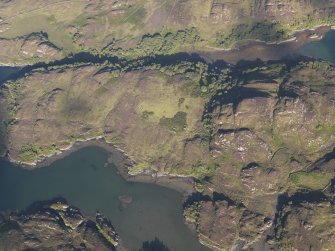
xmin=17 ymin=144 xmax=60 ymax=163
xmin=73 ymin=13 xmax=88 ymax=27
xmin=282 ymin=16 xmax=335 ymax=35
xmin=129 ymin=162 xmax=151 ymax=175
xmin=191 ymin=161 xmax=219 ymax=179
xmin=159 ymin=111 xmax=187 ymax=132
xmin=141 ymin=110 xmax=154 ymax=119
xmin=265 ymin=126 xmax=287 ymax=151
xmin=289 ymin=171 xmax=333 ymax=190
xmin=272 ymin=135 xmax=286 ymax=150
xmin=183 ymin=202 xmax=201 ymax=225
xmin=315 ymin=123 xmax=335 ymax=135
xmin=96 ymin=224 xmax=118 ymax=247
xmin=95 ymin=85 xmax=109 ymax=96
xmin=181 ymin=81 xmax=201 ymax=97
xmin=94 ymin=75 xmax=120 ymax=96
xmin=217 ymin=21 xmax=287 ymax=48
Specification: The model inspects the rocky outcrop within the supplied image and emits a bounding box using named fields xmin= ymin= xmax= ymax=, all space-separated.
xmin=199 ymin=60 xmax=335 ymax=249
xmin=0 ymin=32 xmax=63 ymax=65
xmin=210 ymin=61 xmax=335 ymax=202
xmin=272 ymin=189 xmax=335 ymax=250
xmin=184 ymin=193 xmax=272 ymax=250
xmin=0 ymin=198 xmax=118 ymax=250
xmin=209 ymin=0 xmax=335 ymax=23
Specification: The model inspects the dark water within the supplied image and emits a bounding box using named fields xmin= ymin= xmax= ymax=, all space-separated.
xmin=299 ymin=29 xmax=335 ymax=63
xmin=0 ymin=66 xmax=20 ymax=85
xmin=0 ymin=146 xmax=209 ymax=251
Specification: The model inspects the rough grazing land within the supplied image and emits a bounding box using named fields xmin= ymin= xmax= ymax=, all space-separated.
xmin=0 ymin=0 xmax=335 ymax=64
xmin=1 ymin=57 xmax=335 ymax=250
xmin=1 ymin=0 xmax=335 ymax=250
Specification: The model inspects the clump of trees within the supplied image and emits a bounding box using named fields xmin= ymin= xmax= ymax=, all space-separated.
xmin=107 ymin=27 xmax=202 ymax=58
xmin=216 ymin=21 xmax=287 ymax=48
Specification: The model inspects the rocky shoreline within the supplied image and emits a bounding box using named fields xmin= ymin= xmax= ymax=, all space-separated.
xmin=2 ymin=137 xmax=196 ymax=196
xmin=197 ymin=25 xmax=333 ymax=63
xmin=0 ymin=197 xmax=119 ymax=251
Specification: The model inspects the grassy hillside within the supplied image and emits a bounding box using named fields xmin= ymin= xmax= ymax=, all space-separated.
xmin=0 ymin=0 xmax=335 ymax=64
xmin=1 ymin=1 xmax=335 ymax=250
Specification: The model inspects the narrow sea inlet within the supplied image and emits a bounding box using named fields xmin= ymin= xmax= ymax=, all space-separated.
xmin=0 ymin=146 xmax=209 ymax=251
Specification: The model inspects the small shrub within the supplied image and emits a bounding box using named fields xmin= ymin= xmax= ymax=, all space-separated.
xmin=159 ymin=111 xmax=187 ymax=132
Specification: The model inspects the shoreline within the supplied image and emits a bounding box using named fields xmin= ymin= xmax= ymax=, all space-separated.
xmin=200 ymin=25 xmax=331 ymax=53
xmin=0 ymin=25 xmax=333 ymax=68
xmin=1 ymin=24 xmax=334 ymax=197
xmin=195 ymin=25 xmax=332 ymax=64
xmin=2 ymin=138 xmax=196 ymax=196
xmin=0 ymin=140 xmax=202 ymax=251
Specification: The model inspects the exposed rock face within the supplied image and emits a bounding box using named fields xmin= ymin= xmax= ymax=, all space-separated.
xmin=85 ymin=0 xmax=133 ymax=15
xmin=198 ymin=60 xmax=335 ymax=249
xmin=211 ymin=61 xmax=335 ymax=205
xmin=252 ymin=0 xmax=306 ymax=20
xmin=212 ymin=129 xmax=271 ymax=164
xmin=0 ymin=18 xmax=10 ymax=33
xmin=209 ymin=0 xmax=335 ymax=23
xmin=210 ymin=1 xmax=233 ymax=23
xmin=0 ymin=198 xmax=118 ymax=250
xmin=0 ymin=33 xmax=63 ymax=65
xmin=273 ymin=189 xmax=335 ymax=251
xmin=185 ymin=195 xmax=272 ymax=250
xmin=186 ymin=185 xmax=335 ymax=250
